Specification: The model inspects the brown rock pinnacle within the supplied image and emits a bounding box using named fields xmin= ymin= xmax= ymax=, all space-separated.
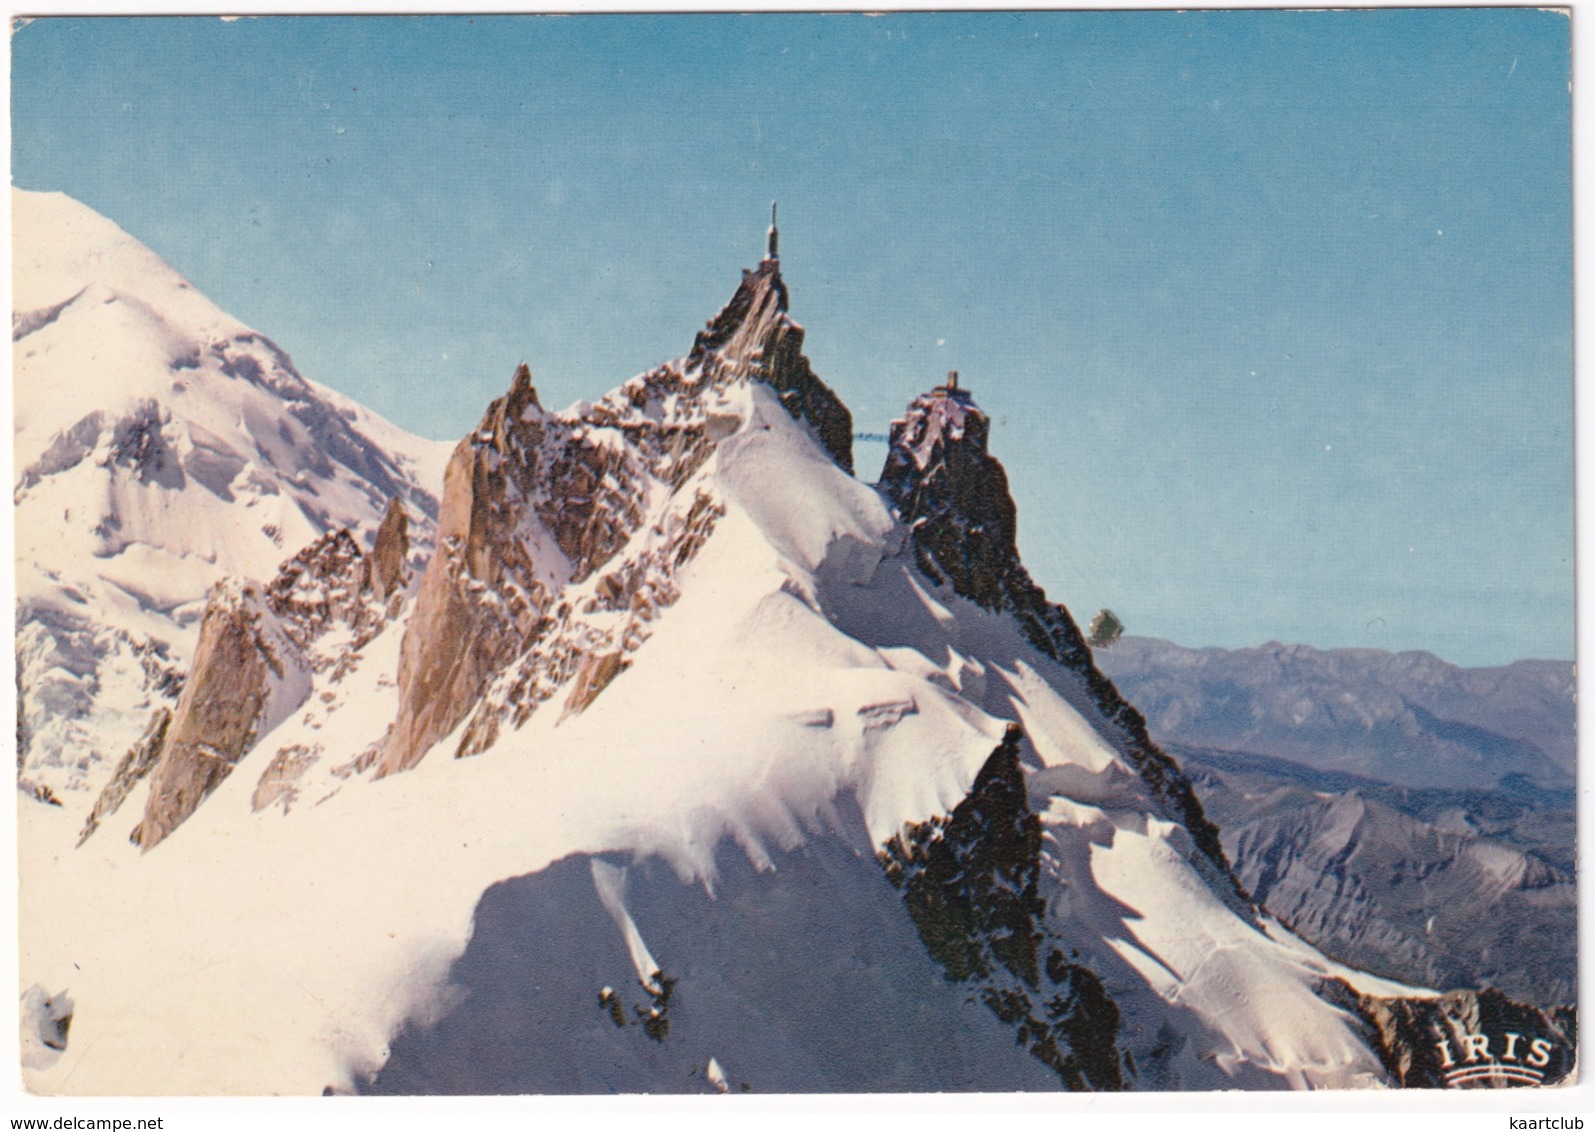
xmin=376 ymin=364 xmax=554 ymax=777
xmin=377 ymin=255 xmax=856 ymax=777
xmin=131 ymin=582 xmax=292 ymax=850
xmin=686 ymin=262 xmax=853 ymax=474
xmin=362 ymin=496 xmax=410 ymax=602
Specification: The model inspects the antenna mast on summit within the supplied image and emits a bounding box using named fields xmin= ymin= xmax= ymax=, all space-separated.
xmin=767 ymin=201 xmax=779 ymax=261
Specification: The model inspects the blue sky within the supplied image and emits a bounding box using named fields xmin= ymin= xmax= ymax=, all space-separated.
xmin=11 ymin=10 xmax=1573 ymax=665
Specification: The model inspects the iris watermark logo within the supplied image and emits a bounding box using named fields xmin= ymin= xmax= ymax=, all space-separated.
xmin=1436 ymin=1028 xmax=1559 ymax=1087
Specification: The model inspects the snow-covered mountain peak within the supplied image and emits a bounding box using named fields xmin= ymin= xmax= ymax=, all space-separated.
xmin=13 ymin=190 xmax=447 ymax=572
xmin=17 ymin=215 xmax=1576 ymax=1096
xmin=14 ymin=189 xmax=448 ymax=810
xmin=373 ymin=260 xmax=864 ymax=777
xmin=13 ymin=188 xmax=240 ymax=339
xmin=685 ymin=258 xmax=854 ymax=472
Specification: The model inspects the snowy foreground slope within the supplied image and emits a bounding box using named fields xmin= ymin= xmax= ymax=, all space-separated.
xmin=13 ymin=188 xmax=450 ymax=814
xmin=16 ymin=204 xmax=1576 ymax=1094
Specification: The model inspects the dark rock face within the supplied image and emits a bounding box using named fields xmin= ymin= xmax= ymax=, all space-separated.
xmin=1323 ymin=982 xmax=1576 ymax=1089
xmin=379 ymin=262 xmax=850 ymax=776
xmin=878 ymin=386 xmax=1018 ymax=609
xmin=878 ymin=385 xmax=1236 ymax=895
xmin=687 ymin=261 xmax=853 ymax=474
xmin=881 ymin=728 xmax=1125 ymax=1091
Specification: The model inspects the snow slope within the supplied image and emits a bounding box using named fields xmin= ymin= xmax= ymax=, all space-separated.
xmin=21 ymin=332 xmax=1434 ymax=1095
xmin=13 ymin=189 xmax=451 ymax=809
xmin=21 ymin=224 xmax=1565 ymax=1095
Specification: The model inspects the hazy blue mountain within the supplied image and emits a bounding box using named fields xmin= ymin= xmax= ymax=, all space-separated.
xmin=1097 ymin=636 xmax=1573 ymax=790
xmin=1096 ymin=637 xmax=1575 ymax=1007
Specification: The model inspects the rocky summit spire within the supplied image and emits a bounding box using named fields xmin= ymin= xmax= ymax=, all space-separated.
xmin=878 ymin=381 xmax=1013 ymax=610
xmin=685 ymin=250 xmax=854 ymax=473
xmin=766 ymin=200 xmax=779 ymax=262
xmin=878 ymin=380 xmax=1237 ymax=894
xmin=377 ymin=243 xmax=855 ymax=777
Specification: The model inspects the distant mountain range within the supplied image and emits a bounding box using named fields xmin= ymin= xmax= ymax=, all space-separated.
xmin=1096 ymin=636 xmax=1573 ymax=791
xmin=1098 ymin=637 xmax=1575 ymax=1007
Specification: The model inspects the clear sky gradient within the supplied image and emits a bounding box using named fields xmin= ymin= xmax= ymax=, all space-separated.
xmin=11 ymin=10 xmax=1573 ymax=666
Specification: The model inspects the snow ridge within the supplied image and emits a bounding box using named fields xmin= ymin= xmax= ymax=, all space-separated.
xmin=17 ymin=197 xmax=1575 ymax=1096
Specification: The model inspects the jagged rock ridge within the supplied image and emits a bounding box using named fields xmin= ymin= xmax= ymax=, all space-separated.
xmin=685 ymin=257 xmax=854 ymax=473
xmin=86 ymin=520 xmax=412 ymax=849
xmin=878 ymin=382 xmax=1236 ymax=894
xmin=13 ymin=187 xmax=448 ymax=815
xmin=379 ymin=261 xmax=852 ymax=776
xmin=18 ymin=210 xmax=1576 ymax=1095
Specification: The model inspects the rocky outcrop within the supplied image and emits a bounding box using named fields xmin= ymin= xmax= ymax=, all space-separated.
xmin=1322 ymin=982 xmax=1576 ymax=1089
xmin=130 ymin=580 xmax=301 ymax=850
xmin=127 ymin=522 xmax=400 ymax=849
xmin=878 ymin=383 xmax=1237 ymax=895
xmin=251 ymin=744 xmax=321 ymax=815
xmin=881 ymin=726 xmax=1125 ymax=1091
xmin=362 ymin=496 xmax=410 ymax=604
xmin=686 ymin=259 xmax=853 ymax=473
xmin=77 ymin=706 xmax=171 ymax=845
xmin=560 ymin=652 xmax=627 ymax=722
xmin=376 ymin=365 xmax=566 ymax=777
xmin=378 ymin=261 xmax=848 ymax=776
xmin=266 ymin=527 xmax=391 ymax=676
xmin=452 ymin=486 xmax=724 ymax=758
